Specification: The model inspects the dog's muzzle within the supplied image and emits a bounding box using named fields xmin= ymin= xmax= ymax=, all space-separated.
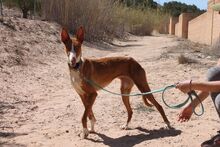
xmin=70 ymin=58 xmax=76 ymax=67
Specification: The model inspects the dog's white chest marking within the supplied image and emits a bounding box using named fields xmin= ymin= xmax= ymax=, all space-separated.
xmin=70 ymin=70 xmax=85 ymax=95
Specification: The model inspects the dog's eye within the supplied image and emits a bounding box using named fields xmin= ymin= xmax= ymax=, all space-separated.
xmin=73 ymin=45 xmax=80 ymax=50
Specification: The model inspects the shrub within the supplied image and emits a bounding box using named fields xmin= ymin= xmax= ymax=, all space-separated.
xmin=124 ymin=8 xmax=170 ymax=35
xmin=178 ymin=54 xmax=197 ymax=64
xmin=42 ymin=0 xmax=169 ymax=42
xmin=3 ymin=0 xmax=41 ymax=18
xmin=41 ymin=0 xmax=123 ymax=42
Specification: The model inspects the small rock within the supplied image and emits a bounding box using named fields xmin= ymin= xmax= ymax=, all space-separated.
xmin=206 ymin=56 xmax=212 ymax=59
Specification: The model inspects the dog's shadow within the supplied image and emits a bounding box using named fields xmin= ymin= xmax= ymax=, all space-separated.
xmin=87 ymin=127 xmax=181 ymax=147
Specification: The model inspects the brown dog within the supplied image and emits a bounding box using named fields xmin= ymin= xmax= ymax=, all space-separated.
xmin=61 ymin=27 xmax=170 ymax=138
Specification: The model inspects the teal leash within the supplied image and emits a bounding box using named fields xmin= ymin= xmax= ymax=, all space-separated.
xmin=85 ymin=78 xmax=175 ymax=97
xmin=187 ymin=90 xmax=205 ymax=116
xmin=85 ymin=78 xmax=204 ymax=116
xmin=162 ymin=86 xmax=205 ymax=116
xmin=161 ymin=85 xmax=190 ymax=109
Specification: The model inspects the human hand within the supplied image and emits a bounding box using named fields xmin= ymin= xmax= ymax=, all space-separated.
xmin=176 ymin=80 xmax=192 ymax=93
xmin=178 ymin=106 xmax=193 ymax=122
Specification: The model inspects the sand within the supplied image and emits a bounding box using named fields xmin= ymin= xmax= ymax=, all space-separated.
xmin=0 ymin=8 xmax=220 ymax=147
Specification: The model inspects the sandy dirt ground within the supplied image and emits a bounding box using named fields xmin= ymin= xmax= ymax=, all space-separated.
xmin=1 ymin=8 xmax=220 ymax=147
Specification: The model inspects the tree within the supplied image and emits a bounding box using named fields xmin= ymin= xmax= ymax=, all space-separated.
xmin=143 ymin=0 xmax=157 ymax=9
xmin=163 ymin=1 xmax=205 ymax=17
xmin=18 ymin=0 xmax=34 ymax=18
xmin=3 ymin=0 xmax=40 ymax=19
xmin=118 ymin=0 xmax=158 ymax=9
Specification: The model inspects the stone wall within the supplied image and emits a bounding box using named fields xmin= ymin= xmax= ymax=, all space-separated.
xmin=169 ymin=0 xmax=220 ymax=45
xmin=188 ymin=12 xmax=212 ymax=44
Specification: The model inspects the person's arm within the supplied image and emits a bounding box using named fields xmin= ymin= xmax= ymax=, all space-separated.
xmin=176 ymin=80 xmax=219 ymax=122
xmin=176 ymin=80 xmax=220 ymax=93
xmin=192 ymin=81 xmax=220 ymax=92
xmin=178 ymin=91 xmax=209 ymax=122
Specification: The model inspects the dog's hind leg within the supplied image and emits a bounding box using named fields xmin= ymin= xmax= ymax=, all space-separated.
xmin=131 ymin=68 xmax=170 ymax=127
xmin=120 ymin=77 xmax=134 ymax=130
xmin=143 ymin=91 xmax=170 ymax=127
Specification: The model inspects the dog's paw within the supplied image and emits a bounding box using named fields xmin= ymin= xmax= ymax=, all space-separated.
xmin=89 ymin=129 xmax=96 ymax=133
xmin=89 ymin=126 xmax=96 ymax=133
xmin=165 ymin=122 xmax=173 ymax=129
xmin=120 ymin=124 xmax=129 ymax=130
xmin=80 ymin=128 xmax=89 ymax=139
xmin=90 ymin=118 xmax=96 ymax=133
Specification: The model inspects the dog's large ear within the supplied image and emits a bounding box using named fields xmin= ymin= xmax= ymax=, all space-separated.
xmin=76 ymin=26 xmax=84 ymax=43
xmin=61 ymin=28 xmax=71 ymax=44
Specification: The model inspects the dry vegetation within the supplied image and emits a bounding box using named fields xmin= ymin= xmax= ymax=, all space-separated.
xmin=159 ymin=37 xmax=219 ymax=66
xmin=41 ymin=0 xmax=169 ymax=42
xmin=178 ymin=54 xmax=195 ymax=64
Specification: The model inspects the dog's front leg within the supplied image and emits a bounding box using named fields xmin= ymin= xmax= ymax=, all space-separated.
xmin=80 ymin=92 xmax=97 ymax=139
xmin=88 ymin=110 xmax=96 ymax=133
xmin=81 ymin=106 xmax=90 ymax=139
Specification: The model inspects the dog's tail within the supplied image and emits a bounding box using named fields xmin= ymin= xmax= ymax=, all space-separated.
xmin=142 ymin=96 xmax=153 ymax=107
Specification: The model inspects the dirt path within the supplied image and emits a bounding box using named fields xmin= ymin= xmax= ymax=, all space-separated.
xmin=1 ymin=26 xmax=219 ymax=147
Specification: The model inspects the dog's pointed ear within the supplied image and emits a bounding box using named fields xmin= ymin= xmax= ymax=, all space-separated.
xmin=61 ymin=28 xmax=71 ymax=44
xmin=76 ymin=26 xmax=85 ymax=43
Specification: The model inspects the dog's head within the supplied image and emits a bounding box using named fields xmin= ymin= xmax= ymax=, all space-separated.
xmin=61 ymin=27 xmax=84 ymax=68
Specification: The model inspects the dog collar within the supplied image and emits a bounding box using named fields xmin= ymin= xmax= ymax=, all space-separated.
xmin=74 ymin=62 xmax=81 ymax=70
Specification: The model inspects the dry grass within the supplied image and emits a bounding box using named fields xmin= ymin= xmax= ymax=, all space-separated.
xmin=41 ymin=0 xmax=124 ymax=42
xmin=2 ymin=0 xmax=18 ymax=8
xmin=41 ymin=0 xmax=169 ymax=42
xmin=178 ymin=54 xmax=197 ymax=64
